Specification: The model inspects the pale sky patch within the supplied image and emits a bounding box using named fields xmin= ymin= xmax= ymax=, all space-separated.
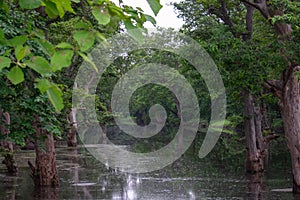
xmin=111 ymin=0 xmax=184 ymax=29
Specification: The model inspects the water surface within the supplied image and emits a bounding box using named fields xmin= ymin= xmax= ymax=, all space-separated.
xmin=0 ymin=145 xmax=294 ymax=199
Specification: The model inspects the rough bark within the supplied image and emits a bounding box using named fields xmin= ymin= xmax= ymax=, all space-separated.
xmin=244 ymin=92 xmax=264 ymax=172
xmin=280 ymin=67 xmax=300 ymax=193
xmin=246 ymin=0 xmax=300 ymax=193
xmin=29 ymin=115 xmax=59 ymax=187
xmin=33 ymin=187 xmax=59 ymax=200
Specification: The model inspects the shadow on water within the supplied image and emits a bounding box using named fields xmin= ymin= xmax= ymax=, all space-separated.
xmin=0 ymin=145 xmax=297 ymax=199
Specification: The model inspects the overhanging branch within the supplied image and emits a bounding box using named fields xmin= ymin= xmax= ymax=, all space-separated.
xmin=240 ymin=0 xmax=270 ymax=19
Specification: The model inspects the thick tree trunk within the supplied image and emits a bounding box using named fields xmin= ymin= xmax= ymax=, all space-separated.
xmin=0 ymin=110 xmax=18 ymax=174
xmin=29 ymin=116 xmax=59 ymax=187
xmin=279 ymin=71 xmax=300 ymax=193
xmin=244 ymin=92 xmax=264 ymax=173
xmin=33 ymin=187 xmax=59 ymax=200
xmin=68 ymin=108 xmax=77 ymax=147
xmin=247 ymin=172 xmax=267 ymax=200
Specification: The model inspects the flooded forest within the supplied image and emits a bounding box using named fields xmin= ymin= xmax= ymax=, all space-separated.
xmin=0 ymin=0 xmax=300 ymax=199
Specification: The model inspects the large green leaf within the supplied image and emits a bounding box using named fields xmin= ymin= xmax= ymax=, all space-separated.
xmin=35 ymin=39 xmax=55 ymax=56
xmin=7 ymin=36 xmax=27 ymax=47
xmin=46 ymin=85 xmax=64 ymax=112
xmin=51 ymin=50 xmax=73 ymax=71
xmin=19 ymin=0 xmax=42 ymax=9
xmin=25 ymin=56 xmax=52 ymax=76
xmin=146 ymin=0 xmax=162 ymax=16
xmin=92 ymin=6 xmax=111 ymax=25
xmin=36 ymin=78 xmax=51 ymax=93
xmin=0 ymin=56 xmax=11 ymax=71
xmin=50 ymin=0 xmax=75 ymax=18
xmin=7 ymin=66 xmax=24 ymax=85
xmin=44 ymin=1 xmax=59 ymax=18
xmin=73 ymin=30 xmax=95 ymax=52
xmin=15 ymin=45 xmax=30 ymax=61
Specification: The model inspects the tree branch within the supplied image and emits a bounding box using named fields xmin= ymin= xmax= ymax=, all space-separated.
xmin=240 ymin=0 xmax=270 ymax=19
xmin=264 ymin=80 xmax=282 ymax=98
xmin=264 ymin=134 xmax=280 ymax=143
xmin=207 ymin=0 xmax=237 ymax=36
xmin=242 ymin=2 xmax=255 ymax=41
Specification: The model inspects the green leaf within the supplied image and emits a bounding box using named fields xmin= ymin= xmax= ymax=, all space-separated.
xmin=50 ymin=0 xmax=75 ymax=18
xmin=74 ymin=21 xmax=91 ymax=30
xmin=78 ymin=52 xmax=98 ymax=73
xmin=56 ymin=42 xmax=73 ymax=49
xmin=146 ymin=0 xmax=162 ymax=16
xmin=36 ymin=78 xmax=51 ymax=93
xmin=60 ymin=0 xmax=75 ymax=13
xmin=46 ymin=85 xmax=64 ymax=112
xmin=44 ymin=1 xmax=59 ymax=18
xmin=8 ymin=36 xmax=27 ymax=47
xmin=35 ymin=39 xmax=55 ymax=56
xmin=71 ymin=0 xmax=80 ymax=2
xmin=51 ymin=50 xmax=73 ymax=71
xmin=145 ymin=14 xmax=156 ymax=25
xmin=124 ymin=20 xmax=144 ymax=43
xmin=15 ymin=45 xmax=30 ymax=61
xmin=73 ymin=30 xmax=95 ymax=52
xmin=7 ymin=66 xmax=24 ymax=85
xmin=25 ymin=56 xmax=52 ymax=76
xmin=0 ymin=56 xmax=11 ymax=71
xmin=36 ymin=79 xmax=64 ymax=112
xmin=50 ymin=0 xmax=65 ymax=17
xmin=19 ymin=0 xmax=42 ymax=9
xmin=92 ymin=6 xmax=111 ymax=25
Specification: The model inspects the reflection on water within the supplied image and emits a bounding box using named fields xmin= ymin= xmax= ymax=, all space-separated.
xmin=0 ymin=145 xmax=295 ymax=199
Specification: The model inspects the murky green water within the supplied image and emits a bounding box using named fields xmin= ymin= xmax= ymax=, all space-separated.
xmin=0 ymin=145 xmax=295 ymax=199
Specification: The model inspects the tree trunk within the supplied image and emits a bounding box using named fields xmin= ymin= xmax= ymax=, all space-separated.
xmin=247 ymin=172 xmax=267 ymax=200
xmin=279 ymin=70 xmax=300 ymax=193
xmin=67 ymin=108 xmax=77 ymax=147
xmin=29 ymin=116 xmax=59 ymax=187
xmin=0 ymin=110 xmax=18 ymax=174
xmin=244 ymin=92 xmax=264 ymax=173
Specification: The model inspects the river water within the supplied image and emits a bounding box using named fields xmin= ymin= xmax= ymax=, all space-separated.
xmin=0 ymin=145 xmax=295 ymax=199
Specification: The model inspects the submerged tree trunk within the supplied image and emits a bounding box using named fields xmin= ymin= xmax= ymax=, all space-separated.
xmin=29 ymin=116 xmax=59 ymax=187
xmin=240 ymin=1 xmax=299 ymax=192
xmin=280 ymin=67 xmax=300 ymax=193
xmin=247 ymin=172 xmax=267 ymax=200
xmin=244 ymin=92 xmax=264 ymax=173
xmin=244 ymin=92 xmax=278 ymax=173
xmin=0 ymin=110 xmax=18 ymax=174
xmin=68 ymin=108 xmax=77 ymax=147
